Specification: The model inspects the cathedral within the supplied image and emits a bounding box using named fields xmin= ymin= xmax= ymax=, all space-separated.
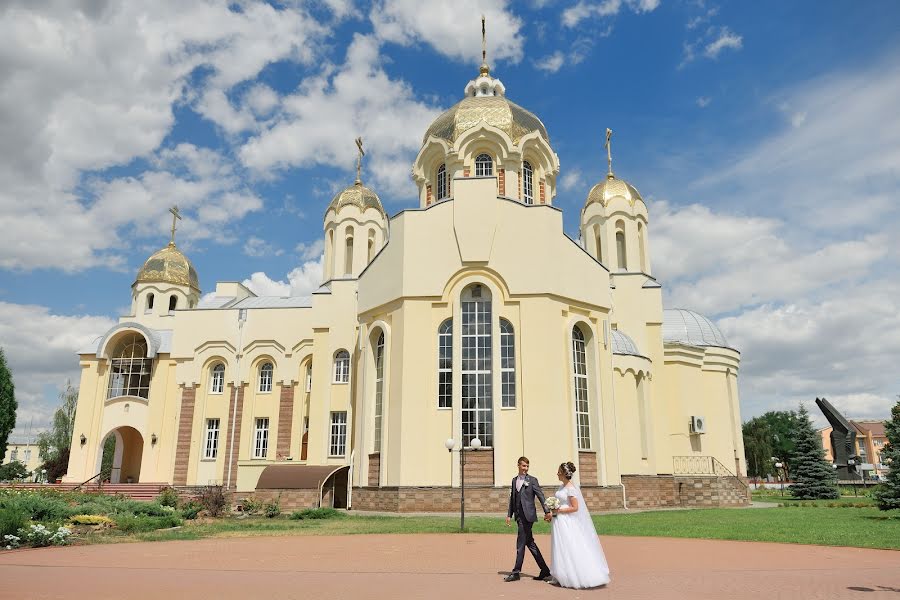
xmin=64 ymin=52 xmax=749 ymax=512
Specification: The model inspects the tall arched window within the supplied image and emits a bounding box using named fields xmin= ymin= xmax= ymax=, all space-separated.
xmin=522 ymin=161 xmax=534 ymax=204
xmin=107 ymin=334 xmax=152 ymax=400
xmin=373 ymin=331 xmax=385 ymax=452
xmin=258 ymin=362 xmax=273 ymax=393
xmin=146 ymin=293 xmax=154 ymax=312
xmin=500 ymin=319 xmax=516 ymax=408
xmin=461 ymin=284 xmax=492 ymax=446
xmin=596 ymin=235 xmax=603 ymax=263
xmin=438 ymin=319 xmax=452 ymax=408
xmin=344 ymin=231 xmax=354 ymax=276
xmin=326 ymin=228 xmax=334 ymax=279
xmin=210 ymin=363 xmax=225 ymax=394
xmin=571 ymin=325 xmax=592 ymax=450
xmin=333 ymin=350 xmax=350 ymax=383
xmin=367 ymin=229 xmax=376 ymax=262
xmin=169 ymin=295 xmax=178 ymax=311
xmin=616 ymin=229 xmax=627 ymax=271
xmin=436 ymin=164 xmax=447 ymax=200
xmin=637 ymin=373 xmax=649 ymax=460
xmin=475 ymin=153 xmax=493 ymax=177
xmin=638 ymin=222 xmax=647 ymax=272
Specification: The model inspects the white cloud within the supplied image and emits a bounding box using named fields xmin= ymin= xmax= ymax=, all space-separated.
xmin=242 ymin=256 xmax=324 ymax=297
xmin=535 ymin=51 xmax=565 ymax=73
xmin=560 ymin=168 xmax=584 ymax=192
xmin=562 ymin=0 xmax=659 ymax=28
xmin=296 ymin=239 xmax=326 ymax=261
xmin=243 ymin=236 xmax=284 ymax=258
xmin=703 ymin=27 xmax=743 ymax=58
xmin=680 ymin=25 xmax=743 ymax=68
xmin=696 ymin=96 xmax=712 ymax=108
xmin=370 ymin=0 xmax=524 ymax=64
xmin=240 ymin=34 xmax=441 ymax=199
xmin=0 ymin=301 xmax=115 ymax=434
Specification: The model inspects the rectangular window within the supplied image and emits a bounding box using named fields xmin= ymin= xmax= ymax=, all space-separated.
xmin=572 ymin=332 xmax=592 ymax=450
xmin=211 ymin=366 xmax=224 ymax=394
xmin=461 ymin=297 xmax=493 ymax=447
xmin=500 ymin=322 xmax=515 ymax=408
xmin=438 ymin=321 xmax=452 ymax=408
xmin=10 ymin=450 xmax=18 ymax=461
xmin=204 ymin=418 xmax=220 ymax=459
xmin=330 ymin=411 xmax=348 ymax=457
xmin=23 ymin=449 xmax=31 ymax=462
xmin=254 ymin=418 xmax=269 ymax=459
xmin=107 ymin=357 xmax=152 ymax=399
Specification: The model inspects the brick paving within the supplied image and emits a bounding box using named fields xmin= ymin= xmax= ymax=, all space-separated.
xmin=1 ymin=534 xmax=897 ymax=599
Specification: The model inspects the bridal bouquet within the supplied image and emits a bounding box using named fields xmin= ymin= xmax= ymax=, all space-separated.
xmin=545 ymin=497 xmax=561 ymax=511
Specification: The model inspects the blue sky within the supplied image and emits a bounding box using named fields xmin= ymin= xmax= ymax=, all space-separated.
xmin=1 ymin=0 xmax=899 ymax=436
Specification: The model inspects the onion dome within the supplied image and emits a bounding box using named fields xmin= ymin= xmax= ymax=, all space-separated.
xmin=586 ymin=174 xmax=644 ymax=207
xmin=326 ymin=181 xmax=386 ymax=217
xmin=610 ymin=329 xmax=644 ymax=357
xmin=662 ymin=309 xmax=732 ymax=349
xmin=134 ymin=242 xmax=200 ymax=292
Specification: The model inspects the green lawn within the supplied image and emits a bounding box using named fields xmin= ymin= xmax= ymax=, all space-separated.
xmin=111 ymin=505 xmax=900 ymax=551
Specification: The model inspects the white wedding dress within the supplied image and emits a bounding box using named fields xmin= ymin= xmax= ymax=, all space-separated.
xmin=550 ymin=483 xmax=611 ymax=589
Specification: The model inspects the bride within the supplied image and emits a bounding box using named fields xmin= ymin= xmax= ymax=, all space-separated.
xmin=548 ymin=461 xmax=610 ymax=589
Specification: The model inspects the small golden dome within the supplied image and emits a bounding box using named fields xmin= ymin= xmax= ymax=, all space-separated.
xmin=134 ymin=242 xmax=200 ymax=292
xmin=423 ymin=96 xmax=550 ymax=146
xmin=326 ymin=181 xmax=385 ymax=216
xmin=586 ymin=174 xmax=644 ymax=208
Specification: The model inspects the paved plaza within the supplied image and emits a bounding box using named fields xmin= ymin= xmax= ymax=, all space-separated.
xmin=0 ymin=534 xmax=897 ymax=599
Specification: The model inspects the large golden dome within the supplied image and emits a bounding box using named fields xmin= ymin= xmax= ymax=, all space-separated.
xmin=586 ymin=174 xmax=644 ymax=208
xmin=423 ymin=95 xmax=550 ymax=146
xmin=134 ymin=242 xmax=200 ymax=292
xmin=326 ymin=181 xmax=385 ymax=216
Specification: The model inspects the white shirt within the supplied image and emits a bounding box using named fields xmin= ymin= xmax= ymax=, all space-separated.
xmin=516 ymin=475 xmax=526 ymax=492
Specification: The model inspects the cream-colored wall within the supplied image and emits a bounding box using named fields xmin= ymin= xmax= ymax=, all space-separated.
xmin=2 ymin=443 xmax=43 ymax=473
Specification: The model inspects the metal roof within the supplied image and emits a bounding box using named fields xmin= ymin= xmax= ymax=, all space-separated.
xmin=662 ymin=309 xmax=731 ymax=349
xmin=610 ymin=329 xmax=643 ymax=357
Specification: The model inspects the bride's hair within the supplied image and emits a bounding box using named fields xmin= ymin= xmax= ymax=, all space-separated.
xmin=559 ymin=461 xmax=577 ymax=479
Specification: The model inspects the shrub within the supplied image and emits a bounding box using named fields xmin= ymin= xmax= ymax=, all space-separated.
xmin=0 ymin=461 xmax=28 ymax=482
xmin=156 ymin=487 xmax=180 ymax=509
xmin=0 ymin=508 xmax=27 ymax=538
xmin=3 ymin=534 xmax=21 ymax=550
xmin=197 ymin=487 xmax=227 ymax=517
xmin=69 ymin=515 xmax=114 ymax=527
xmin=264 ymin=497 xmax=281 ymax=519
xmin=113 ymin=514 xmax=183 ymax=533
xmin=0 ymin=492 xmax=70 ymax=522
xmin=289 ymin=507 xmax=343 ymax=520
xmin=181 ymin=502 xmax=202 ymax=520
xmin=21 ymin=524 xmax=71 ymax=547
xmin=240 ymin=496 xmax=262 ymax=516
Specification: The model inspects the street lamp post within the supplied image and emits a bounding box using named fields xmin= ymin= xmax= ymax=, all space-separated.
xmin=445 ymin=437 xmax=481 ymax=531
xmin=774 ymin=462 xmax=784 ymax=497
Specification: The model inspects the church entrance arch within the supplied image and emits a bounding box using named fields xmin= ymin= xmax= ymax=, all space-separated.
xmin=96 ymin=426 xmax=144 ymax=483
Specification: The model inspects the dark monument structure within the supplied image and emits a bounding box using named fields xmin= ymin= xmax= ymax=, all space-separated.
xmin=816 ymin=397 xmax=860 ymax=480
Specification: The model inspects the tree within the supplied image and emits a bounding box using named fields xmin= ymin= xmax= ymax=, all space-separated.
xmin=0 ymin=347 xmax=16 ymax=461
xmin=742 ymin=410 xmax=802 ymax=479
xmin=0 ymin=460 xmax=28 ymax=481
xmin=873 ymin=396 xmax=900 ymax=511
xmin=37 ymin=382 xmax=78 ymax=481
xmin=790 ymin=403 xmax=839 ymax=500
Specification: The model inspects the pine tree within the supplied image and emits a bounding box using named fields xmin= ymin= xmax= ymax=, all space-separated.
xmin=789 ymin=403 xmax=839 ymax=500
xmin=873 ymin=397 xmax=900 ymax=511
xmin=0 ymin=347 xmax=17 ymax=461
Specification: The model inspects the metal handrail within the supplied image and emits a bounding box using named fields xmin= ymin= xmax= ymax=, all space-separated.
xmin=73 ymin=471 xmax=103 ymax=492
xmin=673 ymin=456 xmax=748 ymax=491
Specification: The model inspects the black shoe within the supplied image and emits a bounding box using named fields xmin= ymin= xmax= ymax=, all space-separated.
xmin=534 ymin=571 xmax=551 ymax=581
xmin=504 ymin=573 xmax=521 ymax=582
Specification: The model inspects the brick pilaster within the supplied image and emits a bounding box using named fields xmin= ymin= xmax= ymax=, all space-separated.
xmin=463 ymin=167 xmax=471 ymax=177
xmin=426 ymin=184 xmax=432 ymax=205
xmin=578 ymin=450 xmax=598 ymax=486
xmin=498 ymin=168 xmax=505 ymax=195
xmin=463 ymin=448 xmax=494 ymax=485
xmin=539 ymin=181 xmax=546 ymax=204
xmin=368 ymin=452 xmax=380 ymax=487
xmin=276 ymin=385 xmax=294 ymax=459
xmin=222 ymin=385 xmax=245 ymax=488
xmin=173 ymin=386 xmax=196 ymax=486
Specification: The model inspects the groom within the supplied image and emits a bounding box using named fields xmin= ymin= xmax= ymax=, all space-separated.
xmin=504 ymin=456 xmax=551 ymax=582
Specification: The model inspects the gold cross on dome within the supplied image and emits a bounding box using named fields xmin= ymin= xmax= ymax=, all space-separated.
xmin=169 ymin=205 xmax=182 ymax=245
xmin=355 ymin=137 xmax=365 ymax=183
xmin=605 ymin=128 xmax=614 ymax=177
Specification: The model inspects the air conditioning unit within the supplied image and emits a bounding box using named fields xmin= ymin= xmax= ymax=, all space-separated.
xmin=690 ymin=415 xmax=706 ymax=434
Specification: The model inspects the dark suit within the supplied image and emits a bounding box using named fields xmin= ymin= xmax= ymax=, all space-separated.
xmin=507 ymin=474 xmax=550 ymax=575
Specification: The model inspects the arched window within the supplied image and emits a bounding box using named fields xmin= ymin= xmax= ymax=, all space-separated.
xmin=637 ymin=373 xmax=649 ymax=460
xmin=210 ymin=363 xmax=225 ymax=394
xmin=522 ymin=161 xmax=534 ymax=204
xmin=169 ymin=295 xmax=178 ymax=311
xmin=616 ymin=229 xmax=627 ymax=271
xmin=344 ymin=232 xmax=354 ymax=276
xmin=596 ymin=235 xmax=603 ymax=263
xmin=571 ymin=325 xmax=592 ymax=450
xmin=475 ymin=153 xmax=493 ymax=177
xmin=373 ymin=331 xmax=385 ymax=452
xmin=146 ymin=293 xmax=154 ymax=312
xmin=367 ymin=229 xmax=376 ymax=262
xmin=638 ymin=222 xmax=647 ymax=272
xmin=333 ymin=350 xmax=350 ymax=384
xmin=500 ymin=319 xmax=516 ymax=408
xmin=326 ymin=229 xmax=334 ymax=279
xmin=438 ymin=319 xmax=452 ymax=408
xmin=258 ymin=362 xmax=273 ymax=393
xmin=107 ymin=334 xmax=152 ymax=400
xmin=461 ymin=284 xmax=493 ymax=446
xmin=436 ymin=164 xmax=447 ymax=200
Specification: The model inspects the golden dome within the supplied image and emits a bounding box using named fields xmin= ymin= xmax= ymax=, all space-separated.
xmin=326 ymin=181 xmax=385 ymax=217
xmin=134 ymin=242 xmax=200 ymax=292
xmin=423 ymin=96 xmax=550 ymax=146
xmin=586 ymin=174 xmax=644 ymax=208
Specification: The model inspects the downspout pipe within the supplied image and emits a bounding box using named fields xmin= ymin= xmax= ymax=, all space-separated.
xmin=226 ymin=308 xmax=247 ymax=490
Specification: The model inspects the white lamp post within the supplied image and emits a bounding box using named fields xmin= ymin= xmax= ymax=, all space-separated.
xmin=445 ymin=436 xmax=481 ymax=531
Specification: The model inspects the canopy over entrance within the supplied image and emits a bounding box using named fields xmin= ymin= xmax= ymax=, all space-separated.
xmin=256 ymin=464 xmax=350 ymax=508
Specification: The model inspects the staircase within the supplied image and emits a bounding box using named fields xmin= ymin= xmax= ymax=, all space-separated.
xmin=6 ymin=482 xmax=168 ymax=501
